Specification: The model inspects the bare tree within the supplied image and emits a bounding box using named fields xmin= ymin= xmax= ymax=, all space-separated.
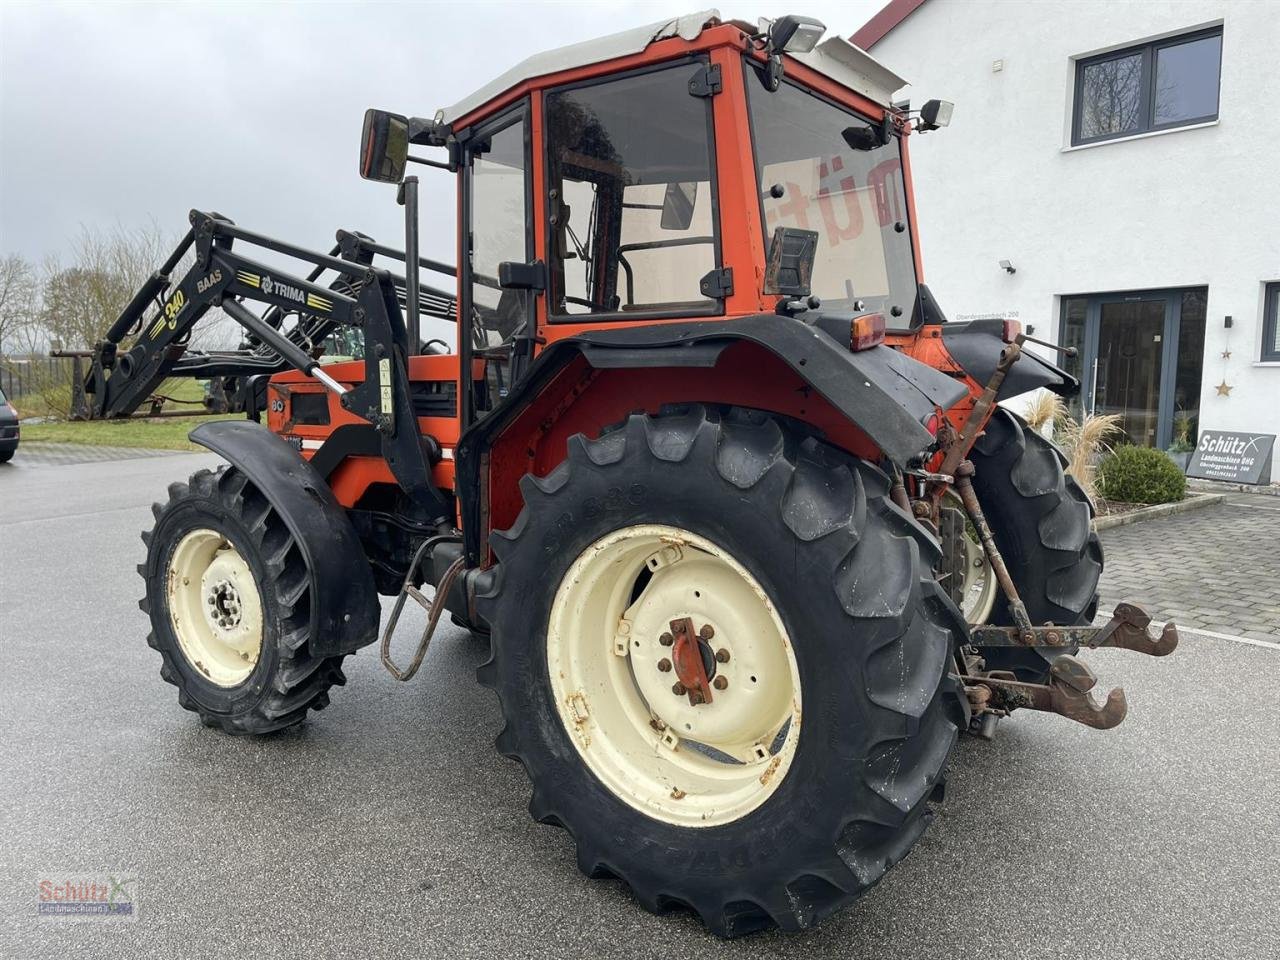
xmin=34 ymin=223 xmax=178 ymax=351
xmin=0 ymin=254 xmax=38 ymax=357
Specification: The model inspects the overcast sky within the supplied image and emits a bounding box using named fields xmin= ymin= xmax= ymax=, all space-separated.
xmin=1 ymin=0 xmax=882 ymax=272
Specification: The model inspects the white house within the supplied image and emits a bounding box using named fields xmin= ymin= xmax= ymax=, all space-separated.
xmin=854 ymin=0 xmax=1279 ymax=481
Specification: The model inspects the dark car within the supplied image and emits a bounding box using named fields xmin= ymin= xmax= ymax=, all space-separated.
xmin=0 ymin=385 xmax=19 ymax=463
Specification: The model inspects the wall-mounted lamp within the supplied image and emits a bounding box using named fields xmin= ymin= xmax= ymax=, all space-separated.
xmin=999 ymin=259 xmax=1016 ymax=275
xmin=1224 ymin=315 xmax=1233 ymax=328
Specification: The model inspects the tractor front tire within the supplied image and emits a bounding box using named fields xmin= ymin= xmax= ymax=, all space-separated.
xmin=968 ymin=407 xmax=1102 ymax=682
xmin=139 ymin=466 xmax=347 ymax=734
xmin=478 ymin=406 xmax=967 ymax=936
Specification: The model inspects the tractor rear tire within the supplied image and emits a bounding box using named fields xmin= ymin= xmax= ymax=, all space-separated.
xmin=968 ymin=407 xmax=1102 ymax=683
xmin=477 ymin=406 xmax=967 ymax=937
xmin=139 ymin=466 xmax=348 ymax=734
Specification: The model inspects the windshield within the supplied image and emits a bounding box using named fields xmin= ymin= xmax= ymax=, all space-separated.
xmin=745 ymin=66 xmax=919 ymax=328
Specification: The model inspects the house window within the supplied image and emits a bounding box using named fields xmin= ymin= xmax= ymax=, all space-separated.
xmin=1072 ymin=27 xmax=1222 ymax=145
xmin=1264 ymin=282 xmax=1280 ymax=362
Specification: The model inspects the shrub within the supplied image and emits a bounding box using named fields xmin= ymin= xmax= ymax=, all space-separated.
xmin=1097 ymin=445 xmax=1187 ymax=505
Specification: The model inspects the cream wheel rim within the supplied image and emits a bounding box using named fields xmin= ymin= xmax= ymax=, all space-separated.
xmin=167 ymin=528 xmax=264 ymax=687
xmin=941 ymin=491 xmax=998 ymax=625
xmin=547 ymin=524 xmax=801 ymax=828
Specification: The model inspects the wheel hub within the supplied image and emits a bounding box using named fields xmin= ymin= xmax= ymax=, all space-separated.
xmin=206 ymin=578 xmax=243 ymax=631
xmin=666 ymin=617 xmax=718 ymax=706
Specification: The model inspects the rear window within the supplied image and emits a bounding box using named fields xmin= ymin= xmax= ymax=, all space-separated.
xmin=746 ymin=67 xmax=920 ymax=327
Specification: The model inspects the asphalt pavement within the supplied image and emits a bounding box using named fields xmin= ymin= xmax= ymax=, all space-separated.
xmin=2 ymin=447 xmax=1277 ymax=959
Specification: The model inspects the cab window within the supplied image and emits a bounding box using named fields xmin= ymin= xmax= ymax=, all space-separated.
xmin=466 ymin=108 xmax=531 ymax=417
xmin=746 ymin=67 xmax=919 ymax=327
xmin=545 ymin=60 xmax=721 ymax=318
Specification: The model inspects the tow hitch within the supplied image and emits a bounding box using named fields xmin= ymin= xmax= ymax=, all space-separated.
xmin=959 ymin=654 xmax=1129 ymax=731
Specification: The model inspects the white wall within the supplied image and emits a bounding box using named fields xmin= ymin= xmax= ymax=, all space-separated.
xmin=871 ymin=0 xmax=1280 ymax=479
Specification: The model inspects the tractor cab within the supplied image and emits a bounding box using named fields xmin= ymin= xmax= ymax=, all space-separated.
xmin=360 ymin=11 xmax=950 ymax=425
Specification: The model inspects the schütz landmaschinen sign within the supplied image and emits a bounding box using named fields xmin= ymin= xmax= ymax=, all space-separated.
xmin=1187 ymin=431 xmax=1276 ymax=484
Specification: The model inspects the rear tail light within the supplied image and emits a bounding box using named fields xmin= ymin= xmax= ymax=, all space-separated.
xmin=1001 ymin=319 xmax=1022 ymax=343
xmin=851 ymin=313 xmax=886 ymax=351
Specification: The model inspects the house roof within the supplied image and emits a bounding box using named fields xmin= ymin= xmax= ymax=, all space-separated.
xmin=850 ymin=0 xmax=930 ymax=51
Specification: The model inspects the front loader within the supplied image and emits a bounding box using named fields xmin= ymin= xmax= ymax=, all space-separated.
xmin=133 ymin=11 xmax=1178 ymax=937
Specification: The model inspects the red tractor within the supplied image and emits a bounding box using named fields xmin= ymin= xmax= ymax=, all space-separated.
xmin=127 ymin=12 xmax=1177 ymax=936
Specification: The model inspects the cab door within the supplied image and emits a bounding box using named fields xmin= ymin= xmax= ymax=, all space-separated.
xmin=459 ymin=101 xmax=535 ymax=427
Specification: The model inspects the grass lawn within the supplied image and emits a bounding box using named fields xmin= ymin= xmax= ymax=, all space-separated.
xmin=21 ymin=413 xmax=239 ymax=451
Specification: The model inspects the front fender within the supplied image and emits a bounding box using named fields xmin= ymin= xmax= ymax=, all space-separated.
xmin=189 ymin=420 xmax=380 ymax=657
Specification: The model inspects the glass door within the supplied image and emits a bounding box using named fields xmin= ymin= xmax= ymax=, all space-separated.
xmin=1058 ymin=288 xmax=1207 ymax=452
xmin=1094 ymin=299 xmax=1166 ymax=446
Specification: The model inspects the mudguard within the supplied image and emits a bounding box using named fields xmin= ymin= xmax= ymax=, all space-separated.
xmin=942 ymin=318 xmax=1079 ymax=400
xmin=189 ymin=420 xmax=381 ymax=656
xmin=564 ymin=315 xmax=967 ymax=463
xmin=455 ymin=315 xmax=971 ymax=563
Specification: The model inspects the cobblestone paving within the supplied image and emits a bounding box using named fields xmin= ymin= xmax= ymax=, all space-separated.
xmin=6 ymin=441 xmax=190 ymax=466
xmin=1097 ymin=494 xmax=1280 ymax=642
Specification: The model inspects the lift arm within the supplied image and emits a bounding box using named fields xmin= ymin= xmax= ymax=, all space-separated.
xmin=88 ymin=209 xmax=453 ymax=518
xmin=83 ymin=214 xmax=456 ymax=420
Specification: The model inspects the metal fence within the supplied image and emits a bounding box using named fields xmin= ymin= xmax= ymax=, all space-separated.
xmin=0 ymin=355 xmax=76 ymax=402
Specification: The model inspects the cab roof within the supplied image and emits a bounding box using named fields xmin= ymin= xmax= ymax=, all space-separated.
xmin=438 ymin=9 xmax=907 ymax=125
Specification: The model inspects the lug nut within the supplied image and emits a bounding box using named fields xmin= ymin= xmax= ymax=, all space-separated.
xmin=659 ymin=632 xmax=674 ymax=647
xmin=671 ymin=682 xmax=686 ymax=696
xmin=207 ymin=596 xmax=215 ymax=605
xmin=699 ymin=624 xmax=715 ymax=640
xmin=689 ymin=691 xmax=705 ymax=705
xmin=657 ymin=658 xmax=672 ymax=673
xmin=713 ymin=676 xmax=728 ymax=690
xmin=715 ymin=648 xmax=730 ymax=663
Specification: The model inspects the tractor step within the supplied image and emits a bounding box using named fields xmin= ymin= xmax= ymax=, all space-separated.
xmin=970 ymin=602 xmax=1180 ymax=657
xmin=379 ymin=537 xmax=465 ymax=681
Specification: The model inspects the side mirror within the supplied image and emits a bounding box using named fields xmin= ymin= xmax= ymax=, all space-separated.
xmin=918 ymin=99 xmax=954 ymax=131
xmin=359 ymin=108 xmax=409 ymax=183
xmin=660 ymin=181 xmax=697 ymax=231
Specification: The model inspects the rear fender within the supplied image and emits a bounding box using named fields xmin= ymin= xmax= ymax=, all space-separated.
xmin=455 ymin=315 xmax=970 ymax=563
xmin=189 ymin=420 xmax=380 ymax=656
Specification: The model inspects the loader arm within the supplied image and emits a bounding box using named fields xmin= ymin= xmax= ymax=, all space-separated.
xmin=83 ymin=218 xmax=456 ymax=420
xmin=91 ymin=209 xmax=452 ymax=519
